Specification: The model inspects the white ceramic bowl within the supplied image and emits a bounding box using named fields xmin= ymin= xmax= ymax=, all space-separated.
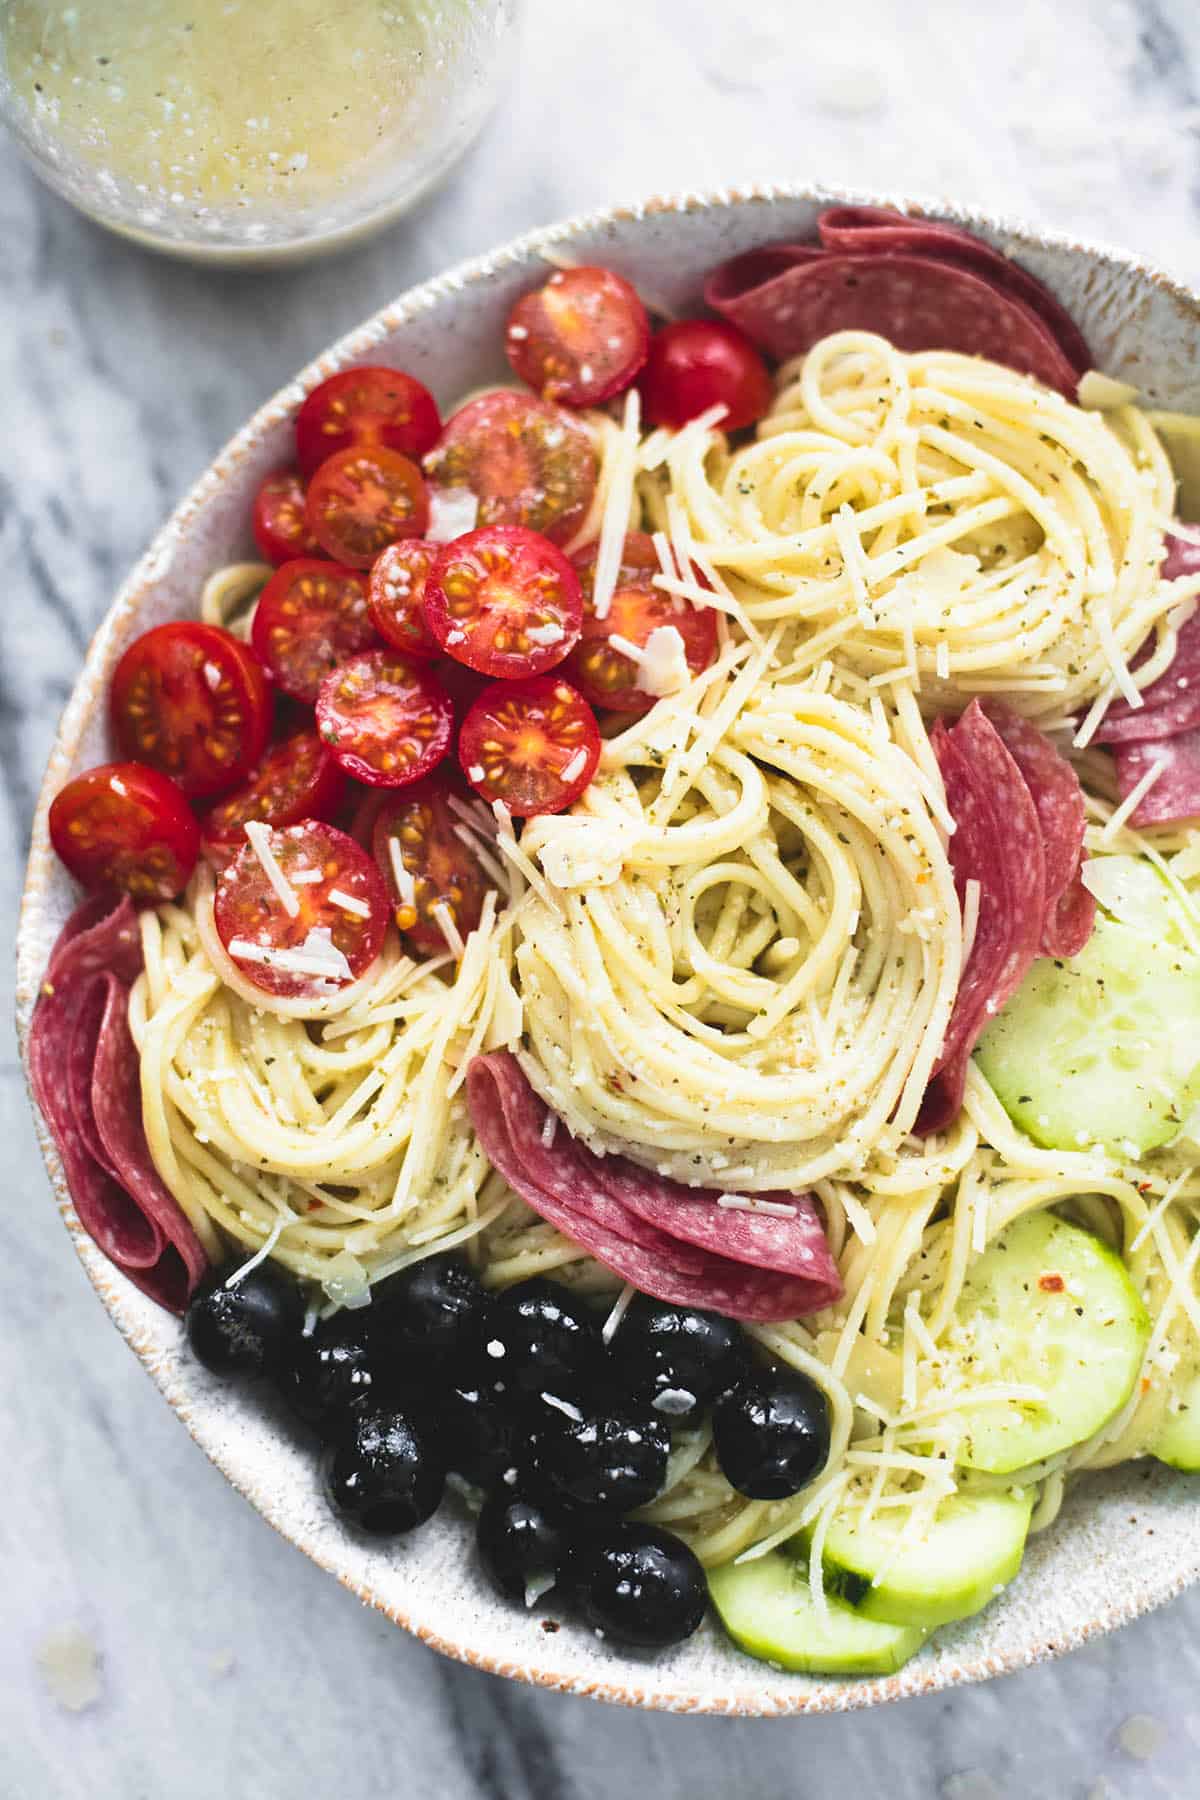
xmin=17 ymin=183 xmax=1200 ymax=1716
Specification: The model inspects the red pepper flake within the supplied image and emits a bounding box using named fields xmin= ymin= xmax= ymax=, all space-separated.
xmin=1038 ymin=1271 xmax=1065 ymax=1293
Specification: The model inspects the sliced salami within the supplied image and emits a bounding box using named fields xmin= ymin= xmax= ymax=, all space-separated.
xmin=466 ymin=1053 xmax=841 ymax=1321
xmin=917 ymin=703 xmax=1047 ymax=1133
xmin=703 ymin=208 xmax=1088 ymax=396
xmin=45 ymin=891 xmax=144 ymax=989
xmin=815 ymin=206 xmax=1092 ymax=373
xmin=1113 ymin=732 xmax=1200 ymax=828
xmin=1164 ymin=532 xmax=1200 ymax=583
xmin=28 ymin=895 xmax=208 ymax=1313
xmin=981 ymin=701 xmax=1095 ymax=958
xmin=91 ymin=975 xmax=209 ymax=1309
xmin=1095 ymin=536 xmax=1200 ymax=746
xmin=592 ymin=1160 xmax=840 ymax=1297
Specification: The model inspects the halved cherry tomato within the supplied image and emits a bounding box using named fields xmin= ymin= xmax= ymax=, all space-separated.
xmin=213 ymin=820 xmax=388 ymax=1002
xmin=250 ymin=559 xmax=375 ymax=704
xmin=372 ymin=774 xmax=492 ymax=956
xmin=640 ymin=319 xmax=773 ymax=432
xmin=295 ymin=366 xmax=441 ymax=477
xmin=424 ymin=391 xmax=597 ymax=546
xmin=505 ymin=266 xmax=650 ymax=407
xmin=568 ymin=531 xmax=718 ymax=714
xmin=315 ymin=649 xmax=453 ymax=788
xmin=200 ymin=730 xmax=346 ymax=859
xmin=110 ymin=622 xmax=272 ymax=799
xmin=458 ymin=676 xmax=600 ymax=817
xmin=252 ymin=468 xmax=324 ymax=566
xmin=367 ymin=540 xmax=439 ymax=659
xmin=425 ymin=525 xmax=582 ymax=680
xmin=305 ymin=445 xmax=429 ymax=569
xmin=49 ymin=761 xmax=200 ymax=903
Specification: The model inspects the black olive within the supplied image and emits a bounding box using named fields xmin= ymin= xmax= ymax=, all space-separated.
xmin=274 ymin=1317 xmax=379 ymax=1432
xmin=572 ymin=1523 xmax=707 ymax=1649
xmin=321 ymin=1405 xmax=445 ymax=1535
xmin=441 ymin=1375 xmax=519 ymax=1487
xmin=610 ymin=1298 xmax=749 ymax=1427
xmin=476 ymin=1486 xmax=573 ymax=1607
xmin=534 ymin=1393 xmax=670 ymax=1514
xmin=185 ymin=1258 xmax=303 ymax=1378
xmin=368 ymin=1252 xmax=491 ymax=1365
xmin=482 ymin=1278 xmax=604 ymax=1398
xmin=712 ymin=1369 xmax=831 ymax=1499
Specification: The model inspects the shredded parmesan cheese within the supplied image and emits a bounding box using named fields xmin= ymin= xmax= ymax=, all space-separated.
xmin=244 ymin=820 xmax=300 ymax=918
xmin=328 ymin=887 xmax=370 ymax=919
xmin=1101 ymin=762 xmax=1165 ymax=841
xmin=592 ymin=388 xmax=641 ymax=621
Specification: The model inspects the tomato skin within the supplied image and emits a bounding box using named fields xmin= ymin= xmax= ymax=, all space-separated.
xmin=371 ymin=773 xmax=491 ymax=956
xmin=367 ymin=540 xmax=440 ymax=659
xmin=295 ymin=367 xmax=441 ymax=477
xmin=640 ymin=319 xmax=773 ymax=432
xmin=49 ymin=762 xmax=200 ymax=904
xmin=505 ymin=266 xmax=650 ymax=407
xmin=568 ymin=530 xmax=718 ymax=714
xmin=424 ymin=391 xmax=597 ymax=546
xmin=110 ymin=622 xmax=272 ymax=800
xmin=425 ymin=525 xmax=583 ymax=680
xmin=250 ymin=559 xmax=375 ymax=704
xmin=315 ymin=649 xmax=454 ymax=789
xmin=252 ymin=468 xmax=323 ymax=565
xmin=305 ymin=445 xmax=429 ymax=569
xmin=213 ymin=820 xmax=388 ymax=1002
xmin=200 ymin=730 xmax=346 ymax=859
xmin=458 ymin=675 xmax=601 ymax=818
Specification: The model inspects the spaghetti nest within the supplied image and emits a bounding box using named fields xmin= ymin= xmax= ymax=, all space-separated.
xmin=128 ymin=882 xmax=520 ymax=1300
xmin=128 ymin=334 xmax=1200 ymax=1569
xmin=639 ymin=330 xmax=1181 ymax=724
xmin=514 ymin=652 xmax=960 ymax=1191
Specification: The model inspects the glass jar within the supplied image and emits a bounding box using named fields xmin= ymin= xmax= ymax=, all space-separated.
xmin=0 ymin=1 xmax=517 ymax=263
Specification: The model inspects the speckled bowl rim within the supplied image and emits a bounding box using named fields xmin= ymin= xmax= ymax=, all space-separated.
xmin=16 ymin=179 xmax=1200 ymax=1716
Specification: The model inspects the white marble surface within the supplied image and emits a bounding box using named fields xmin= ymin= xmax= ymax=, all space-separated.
xmin=6 ymin=0 xmax=1200 ymax=1793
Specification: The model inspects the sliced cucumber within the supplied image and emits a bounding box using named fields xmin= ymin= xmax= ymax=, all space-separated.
xmin=1149 ymin=409 xmax=1200 ymax=521
xmin=947 ymin=1212 xmax=1149 ymax=1475
xmin=1152 ymin=1365 xmax=1200 ymax=1471
xmin=975 ymin=915 xmax=1200 ymax=1155
xmin=708 ymin=1552 xmax=928 ymax=1676
xmin=1080 ymin=853 xmax=1191 ymax=948
xmin=809 ymin=1487 xmax=1033 ymax=1631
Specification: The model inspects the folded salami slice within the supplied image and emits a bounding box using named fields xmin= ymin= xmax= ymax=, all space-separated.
xmin=1113 ymin=732 xmax=1200 ymax=828
xmin=703 ymin=208 xmax=1087 ymax=396
xmin=917 ymin=703 xmax=1047 ymax=1134
xmin=28 ymin=895 xmax=208 ymax=1313
xmin=981 ymin=702 xmax=1095 ymax=958
xmin=1094 ymin=536 xmax=1200 ymax=747
xmin=815 ymin=207 xmax=1092 ymax=373
xmin=591 ymin=1160 xmax=840 ymax=1298
xmin=466 ymin=1053 xmax=841 ymax=1321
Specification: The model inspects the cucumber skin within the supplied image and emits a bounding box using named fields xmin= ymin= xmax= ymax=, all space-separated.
xmin=809 ymin=1488 xmax=1034 ymax=1631
xmin=952 ymin=1212 xmax=1150 ymax=1475
xmin=708 ymin=1553 xmax=929 ymax=1677
xmin=1152 ymin=1367 xmax=1200 ymax=1472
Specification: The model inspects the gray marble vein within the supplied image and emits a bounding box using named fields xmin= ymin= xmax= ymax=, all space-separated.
xmin=6 ymin=0 xmax=1200 ymax=1794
